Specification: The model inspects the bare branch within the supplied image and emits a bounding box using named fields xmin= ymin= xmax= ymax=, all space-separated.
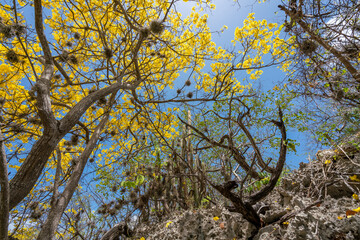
xmin=53 ymin=59 xmax=72 ymax=86
xmin=100 ymin=222 xmax=133 ymax=240
xmin=279 ymin=4 xmax=360 ymax=82
xmin=178 ymin=117 xmax=261 ymax=180
xmin=248 ymin=107 xmax=287 ymax=204
xmin=237 ymin=116 xmax=276 ymax=174
xmin=34 ymin=0 xmax=52 ymax=63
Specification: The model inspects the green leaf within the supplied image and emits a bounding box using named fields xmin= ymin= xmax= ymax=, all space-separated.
xmin=120 ymin=181 xmax=136 ymax=188
xmin=136 ymin=175 xmax=145 ymax=185
xmin=287 ymin=142 xmax=296 ymax=152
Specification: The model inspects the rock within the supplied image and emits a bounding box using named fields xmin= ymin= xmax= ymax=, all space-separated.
xmin=133 ymin=137 xmax=360 ymax=239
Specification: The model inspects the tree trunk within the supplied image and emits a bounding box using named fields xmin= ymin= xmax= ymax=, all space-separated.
xmin=9 ymin=133 xmax=60 ymax=210
xmin=37 ymin=102 xmax=112 ymax=240
xmin=0 ymin=128 xmax=9 ymax=240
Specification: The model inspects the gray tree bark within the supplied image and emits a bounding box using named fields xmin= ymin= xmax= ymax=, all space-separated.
xmin=0 ymin=128 xmax=9 ymax=240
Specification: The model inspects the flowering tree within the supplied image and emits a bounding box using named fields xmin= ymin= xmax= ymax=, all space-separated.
xmin=0 ymin=0 xmax=292 ymax=239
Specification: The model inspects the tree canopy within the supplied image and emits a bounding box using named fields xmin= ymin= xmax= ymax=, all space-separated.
xmin=0 ymin=0 xmax=359 ymax=239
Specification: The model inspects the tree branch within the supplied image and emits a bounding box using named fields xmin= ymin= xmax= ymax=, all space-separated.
xmin=237 ymin=117 xmax=276 ymax=174
xmin=59 ymin=78 xmax=136 ymax=134
xmin=34 ymin=0 xmax=57 ymax=131
xmin=178 ymin=117 xmax=261 ymax=180
xmin=248 ymin=107 xmax=287 ymax=204
xmin=34 ymin=0 xmax=52 ymax=63
xmin=100 ymin=222 xmax=133 ymax=240
xmin=9 ymin=78 xmax=136 ymax=210
xmin=279 ymin=4 xmax=360 ymax=82
xmin=208 ymin=180 xmax=261 ymax=228
xmin=37 ymin=92 xmax=117 ymax=240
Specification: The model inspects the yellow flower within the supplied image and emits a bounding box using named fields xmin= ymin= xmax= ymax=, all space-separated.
xmin=353 ymin=207 xmax=360 ymax=212
xmin=268 ymin=23 xmax=277 ymax=29
xmin=350 ymin=175 xmax=360 ymax=182
xmin=273 ymin=85 xmax=280 ymax=91
xmin=242 ymin=59 xmax=251 ymax=68
xmin=0 ymin=64 xmax=12 ymax=72
xmin=324 ymin=160 xmax=331 ymax=165
xmin=337 ymin=216 xmax=344 ymax=220
xmin=282 ymin=222 xmax=289 ymax=225
xmin=213 ymin=216 xmax=220 ymax=221
xmin=250 ymin=74 xmax=257 ymax=80
xmin=248 ymin=13 xmax=255 ymax=20
xmin=353 ymin=193 xmax=359 ymax=200
xmin=165 ymin=221 xmax=173 ymax=228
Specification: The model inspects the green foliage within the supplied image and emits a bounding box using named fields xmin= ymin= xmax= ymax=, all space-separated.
xmin=284 ymin=139 xmax=298 ymax=153
xmin=121 ymin=175 xmax=145 ymax=189
xmin=245 ymin=168 xmax=289 ymax=193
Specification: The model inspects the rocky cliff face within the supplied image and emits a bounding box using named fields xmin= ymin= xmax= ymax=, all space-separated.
xmin=134 ymin=136 xmax=360 ymax=240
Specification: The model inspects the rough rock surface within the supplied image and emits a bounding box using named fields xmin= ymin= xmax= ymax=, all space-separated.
xmin=133 ymin=137 xmax=360 ymax=239
xmin=135 ymin=208 xmax=255 ymax=240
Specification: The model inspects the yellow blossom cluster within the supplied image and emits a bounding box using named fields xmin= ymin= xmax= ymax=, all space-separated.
xmin=233 ymin=13 xmax=295 ymax=81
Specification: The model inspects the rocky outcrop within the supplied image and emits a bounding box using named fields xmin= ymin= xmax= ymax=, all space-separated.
xmin=133 ymin=137 xmax=360 ymax=239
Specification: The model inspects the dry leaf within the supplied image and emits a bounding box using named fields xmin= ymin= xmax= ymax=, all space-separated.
xmin=346 ymin=210 xmax=356 ymax=216
xmin=219 ymin=222 xmax=225 ymax=229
